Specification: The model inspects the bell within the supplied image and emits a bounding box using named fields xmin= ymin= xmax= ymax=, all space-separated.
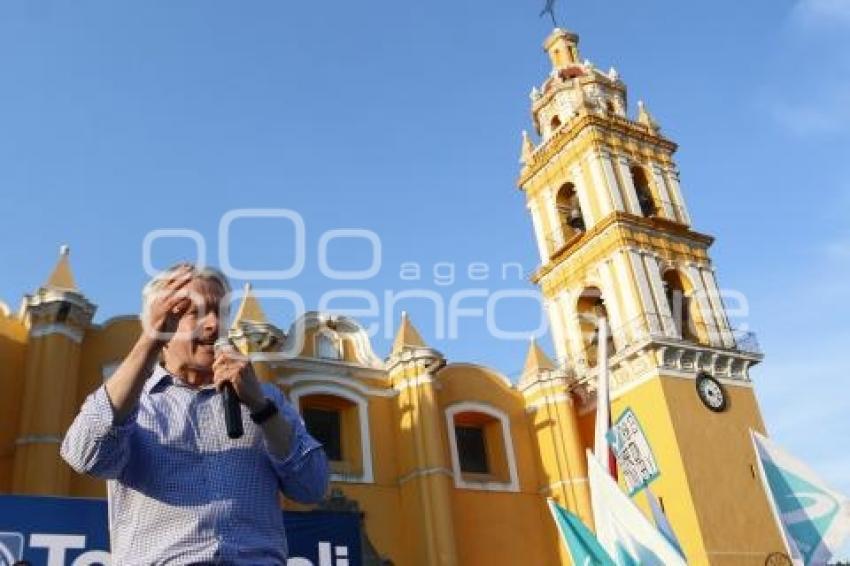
xmin=569 ymin=209 xmax=585 ymax=231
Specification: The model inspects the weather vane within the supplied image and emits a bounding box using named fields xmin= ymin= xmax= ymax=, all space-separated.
xmin=539 ymin=0 xmax=559 ymax=27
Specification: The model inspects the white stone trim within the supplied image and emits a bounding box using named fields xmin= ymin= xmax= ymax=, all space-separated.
xmin=578 ymin=369 xmax=754 ymax=415
xmin=650 ymin=163 xmax=676 ymax=219
xmin=600 ymin=151 xmax=626 ymax=212
xmin=685 ymin=265 xmax=722 ymax=347
xmin=397 ymin=466 xmax=453 ymax=486
xmin=539 ymin=477 xmax=588 ymax=495
xmin=596 ymin=259 xmax=627 ymax=350
xmin=289 ymin=383 xmax=374 ymax=484
xmin=528 ymin=200 xmax=549 ymax=263
xmin=614 ymin=368 xmax=754 ymax=399
xmin=284 ymin=312 xmax=384 ymax=369
xmin=30 ymin=323 xmax=84 ymax=343
xmin=519 ymin=377 xmax=571 ymax=398
xmin=546 ymin=297 xmax=568 ymax=364
xmin=663 ymin=167 xmax=691 ymax=225
xmin=543 ymin=187 xmax=564 ymax=250
xmin=643 ymin=254 xmax=677 ymax=337
xmin=613 ymin=250 xmax=641 ymax=342
xmin=557 ymin=290 xmax=585 ymax=367
xmin=628 ymin=251 xmax=662 ymax=335
xmin=393 ymin=373 xmax=435 ymax=392
xmin=616 ymin=156 xmax=642 ymax=215
xmin=315 ymin=330 xmax=342 ymax=360
xmin=525 ymin=392 xmax=573 ymax=411
xmin=587 ymin=152 xmax=615 ymax=219
xmin=445 ymin=401 xmax=519 ymax=492
xmin=699 ymin=268 xmax=735 ymax=348
xmin=276 ymin=374 xmax=396 ymax=398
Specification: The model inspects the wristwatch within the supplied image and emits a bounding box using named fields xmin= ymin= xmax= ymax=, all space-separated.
xmin=249 ymin=398 xmax=279 ymax=425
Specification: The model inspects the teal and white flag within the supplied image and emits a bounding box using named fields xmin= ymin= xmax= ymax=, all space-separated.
xmin=587 ymin=451 xmax=687 ymax=566
xmin=547 ymin=499 xmax=615 ymax=566
xmin=752 ymin=431 xmax=850 ymax=565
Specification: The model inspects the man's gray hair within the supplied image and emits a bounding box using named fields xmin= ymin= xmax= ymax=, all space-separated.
xmin=141 ymin=262 xmax=232 ymax=319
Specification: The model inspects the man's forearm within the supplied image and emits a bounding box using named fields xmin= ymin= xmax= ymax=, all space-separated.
xmin=104 ymin=335 xmax=161 ymax=423
xmin=258 ymin=412 xmax=295 ymax=458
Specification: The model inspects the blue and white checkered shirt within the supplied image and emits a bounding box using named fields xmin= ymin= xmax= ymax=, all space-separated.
xmin=61 ymin=365 xmax=329 ymax=565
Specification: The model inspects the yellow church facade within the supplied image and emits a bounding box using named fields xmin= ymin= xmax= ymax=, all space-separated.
xmin=0 ymin=27 xmax=789 ymax=566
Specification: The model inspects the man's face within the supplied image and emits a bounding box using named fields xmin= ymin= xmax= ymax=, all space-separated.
xmin=162 ymin=277 xmax=227 ymax=373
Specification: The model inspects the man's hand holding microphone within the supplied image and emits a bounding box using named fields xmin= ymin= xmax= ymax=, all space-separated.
xmin=212 ymin=339 xmax=263 ymax=439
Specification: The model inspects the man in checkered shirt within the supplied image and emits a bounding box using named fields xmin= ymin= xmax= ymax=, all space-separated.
xmin=61 ymin=263 xmax=329 ymax=565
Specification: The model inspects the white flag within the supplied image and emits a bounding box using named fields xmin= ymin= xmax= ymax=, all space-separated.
xmin=594 ymin=316 xmax=612 ymax=474
xmin=752 ymin=431 xmax=850 ymax=565
xmin=587 ymin=450 xmax=687 ymax=566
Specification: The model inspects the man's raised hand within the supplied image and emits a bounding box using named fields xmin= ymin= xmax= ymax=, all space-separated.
xmin=144 ymin=264 xmax=195 ymax=343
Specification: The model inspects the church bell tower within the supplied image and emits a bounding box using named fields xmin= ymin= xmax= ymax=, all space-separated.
xmin=518 ymin=28 xmax=787 ymax=565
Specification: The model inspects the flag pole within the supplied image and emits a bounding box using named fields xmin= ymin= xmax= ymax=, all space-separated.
xmin=594 ymin=315 xmax=611 ymax=474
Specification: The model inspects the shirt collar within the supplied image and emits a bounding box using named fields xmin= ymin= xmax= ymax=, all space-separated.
xmin=143 ymin=364 xmax=217 ymax=394
xmin=143 ymin=364 xmax=174 ymax=395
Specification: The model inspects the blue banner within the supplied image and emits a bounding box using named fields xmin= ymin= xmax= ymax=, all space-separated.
xmin=0 ymin=495 xmax=361 ymax=566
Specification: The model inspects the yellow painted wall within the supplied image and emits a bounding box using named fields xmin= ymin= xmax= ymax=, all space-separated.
xmin=658 ymin=376 xmax=787 ymax=565
xmin=0 ymin=313 xmax=27 ymax=492
xmin=0 ymin=300 xmax=790 ymax=566
xmin=609 ymin=374 xmax=787 ymax=565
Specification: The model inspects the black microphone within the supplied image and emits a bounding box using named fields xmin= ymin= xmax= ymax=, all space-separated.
xmin=215 ymin=338 xmax=244 ymax=439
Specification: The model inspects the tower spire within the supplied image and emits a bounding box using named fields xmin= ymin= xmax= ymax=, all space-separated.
xmin=43 ymin=245 xmax=78 ymax=291
xmin=543 ymin=27 xmax=581 ymax=71
xmin=230 ymin=283 xmax=268 ymax=330
xmin=521 ymin=337 xmax=556 ymax=382
xmin=391 ymin=311 xmax=427 ymax=355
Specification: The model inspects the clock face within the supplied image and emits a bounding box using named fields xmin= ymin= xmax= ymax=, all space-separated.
xmin=696 ymin=375 xmax=727 ymax=412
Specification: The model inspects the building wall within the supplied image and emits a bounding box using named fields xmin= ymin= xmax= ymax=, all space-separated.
xmin=0 ymin=291 xmax=792 ymax=566
xmin=0 ymin=313 xmax=581 ymax=565
xmin=0 ymin=312 xmax=27 ymax=492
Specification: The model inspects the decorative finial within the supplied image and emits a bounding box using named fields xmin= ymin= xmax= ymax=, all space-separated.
xmin=529 ymin=86 xmax=540 ymax=101
xmin=520 ymin=130 xmax=535 ymax=165
xmin=59 ymin=244 xmax=70 ymax=256
xmin=608 ymin=67 xmax=619 ymax=81
xmin=637 ymin=100 xmax=661 ymax=134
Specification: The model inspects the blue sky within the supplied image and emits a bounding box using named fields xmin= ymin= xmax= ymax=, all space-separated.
xmin=1 ymin=0 xmax=849 ymax=549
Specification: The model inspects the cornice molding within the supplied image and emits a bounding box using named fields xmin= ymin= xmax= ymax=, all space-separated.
xmin=519 ymin=113 xmax=677 ymax=187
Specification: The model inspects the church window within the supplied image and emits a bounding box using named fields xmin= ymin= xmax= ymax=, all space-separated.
xmin=556 ymin=182 xmax=586 ymax=241
xmin=630 ymin=165 xmax=657 ymax=217
xmin=576 ymin=287 xmax=616 ymax=368
xmin=455 ymin=425 xmax=488 ymax=474
xmin=303 ymin=407 xmax=342 ymax=461
xmin=662 ymin=269 xmax=708 ymax=345
xmin=446 ymin=403 xmax=519 ymax=491
xmin=294 ymin=389 xmax=372 ymax=482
